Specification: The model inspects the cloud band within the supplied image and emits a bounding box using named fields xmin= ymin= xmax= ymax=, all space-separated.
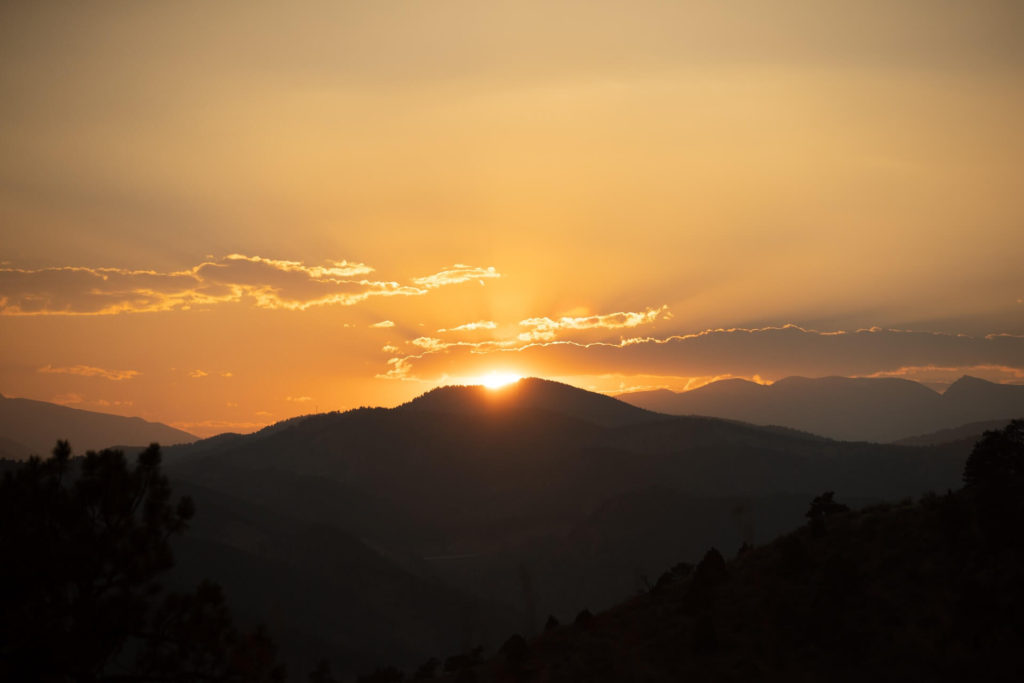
xmin=0 ymin=255 xmax=500 ymax=316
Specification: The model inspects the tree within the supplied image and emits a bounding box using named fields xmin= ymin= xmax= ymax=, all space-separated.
xmin=309 ymin=659 xmax=340 ymax=683
xmin=806 ymin=491 xmax=849 ymax=536
xmin=806 ymin=491 xmax=850 ymax=519
xmin=357 ymin=666 xmax=405 ymax=682
xmin=0 ymin=441 xmax=282 ymax=682
xmin=962 ymin=419 xmax=1024 ymax=487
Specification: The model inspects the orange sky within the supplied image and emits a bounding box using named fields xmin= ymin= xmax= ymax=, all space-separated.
xmin=2 ymin=1 xmax=1023 ymax=436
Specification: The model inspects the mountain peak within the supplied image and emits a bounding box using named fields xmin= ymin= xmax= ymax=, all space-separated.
xmin=0 ymin=395 xmax=196 ymax=458
xmin=946 ymin=375 xmax=993 ymax=389
xmin=942 ymin=375 xmax=1024 ymax=411
xmin=942 ymin=375 xmax=999 ymax=400
xmin=400 ymin=377 xmax=661 ymax=427
xmin=674 ymin=377 xmax=763 ymax=394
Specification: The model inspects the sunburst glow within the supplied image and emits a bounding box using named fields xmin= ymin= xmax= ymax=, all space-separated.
xmin=474 ymin=372 xmax=522 ymax=390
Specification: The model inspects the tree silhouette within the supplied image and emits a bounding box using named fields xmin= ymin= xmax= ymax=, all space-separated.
xmin=806 ymin=491 xmax=849 ymax=536
xmin=309 ymin=659 xmax=340 ymax=683
xmin=0 ymin=441 xmax=282 ymax=682
xmin=411 ymin=658 xmax=439 ymax=680
xmin=357 ymin=666 xmax=405 ymax=682
xmin=806 ymin=491 xmax=850 ymax=519
xmin=962 ymin=419 xmax=1024 ymax=487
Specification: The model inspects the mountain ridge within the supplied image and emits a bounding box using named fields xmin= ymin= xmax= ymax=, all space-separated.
xmin=618 ymin=375 xmax=1024 ymax=442
xmin=400 ymin=377 xmax=662 ymax=427
xmin=158 ymin=376 xmax=975 ymax=671
xmin=0 ymin=394 xmax=196 ymax=458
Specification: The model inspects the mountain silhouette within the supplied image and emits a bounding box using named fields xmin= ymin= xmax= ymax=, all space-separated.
xmin=160 ymin=378 xmax=979 ymax=670
xmin=400 ymin=377 xmax=660 ymax=427
xmin=165 ymin=479 xmax=517 ymax=677
xmin=618 ymin=375 xmax=1024 ymax=442
xmin=0 ymin=394 xmax=196 ymax=457
xmin=893 ymin=418 xmax=1013 ymax=447
xmin=941 ymin=374 xmax=1024 ymax=420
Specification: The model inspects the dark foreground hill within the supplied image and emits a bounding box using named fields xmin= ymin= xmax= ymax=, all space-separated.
xmin=618 ymin=375 xmax=1024 ymax=442
xmin=165 ymin=480 xmax=518 ymax=677
xmin=159 ymin=378 xmax=978 ymax=674
xmin=0 ymin=393 xmax=195 ymax=457
xmin=444 ymin=484 xmax=1024 ymax=682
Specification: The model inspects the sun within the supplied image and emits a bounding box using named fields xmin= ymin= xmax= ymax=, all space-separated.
xmin=474 ymin=371 xmax=522 ymax=390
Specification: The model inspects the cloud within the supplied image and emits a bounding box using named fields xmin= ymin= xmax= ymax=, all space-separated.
xmin=48 ymin=392 xmax=133 ymax=409
xmin=285 ymin=396 xmax=313 ymax=402
xmin=377 ymin=356 xmax=415 ymax=381
xmin=189 ymin=370 xmax=209 ymax=378
xmin=378 ymin=305 xmax=673 ymax=381
xmin=387 ymin=324 xmax=1024 ymax=384
xmin=389 ymin=306 xmax=670 ymax=361
xmin=438 ymin=320 xmax=498 ymax=332
xmin=38 ymin=364 xmax=140 ymax=381
xmin=518 ymin=305 xmax=670 ymax=342
xmin=860 ymin=364 xmax=1024 ymax=385
xmin=0 ymin=255 xmax=501 ymax=315
xmin=411 ymin=265 xmax=500 ymax=289
xmin=410 ymin=337 xmax=448 ymax=352
xmin=222 ymin=254 xmax=373 ymax=279
xmin=93 ymin=399 xmax=134 ymax=408
xmin=408 ymin=336 xmax=515 ymax=353
xmin=370 ymin=320 xmax=395 ymax=328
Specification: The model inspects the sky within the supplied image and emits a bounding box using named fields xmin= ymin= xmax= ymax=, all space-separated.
xmin=1 ymin=0 xmax=1023 ymax=436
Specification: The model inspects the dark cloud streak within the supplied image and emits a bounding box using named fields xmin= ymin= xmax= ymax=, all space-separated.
xmin=392 ymin=325 xmax=1024 ymax=382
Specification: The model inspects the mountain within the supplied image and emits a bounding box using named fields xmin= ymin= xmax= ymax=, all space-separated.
xmin=401 ymin=377 xmax=660 ymax=427
xmin=0 ymin=434 xmax=32 ymax=460
xmin=165 ymin=480 xmax=518 ymax=677
xmin=0 ymin=394 xmax=196 ymax=457
xmin=894 ymin=418 xmax=1012 ymax=447
xmin=443 ymin=484 xmax=1024 ymax=682
xmin=160 ymin=378 xmax=974 ymax=672
xmin=618 ymin=375 xmax=1024 ymax=442
xmin=941 ymin=374 xmax=1024 ymax=422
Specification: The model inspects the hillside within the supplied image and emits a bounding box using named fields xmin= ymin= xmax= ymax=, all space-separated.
xmin=0 ymin=394 xmax=196 ymax=457
xmin=440 ymin=484 xmax=1024 ymax=682
xmin=161 ymin=378 xmax=977 ymax=672
xmin=166 ymin=480 xmax=518 ymax=677
xmin=894 ymin=419 xmax=1011 ymax=447
xmin=401 ymin=378 xmax=660 ymax=427
xmin=618 ymin=375 xmax=1024 ymax=442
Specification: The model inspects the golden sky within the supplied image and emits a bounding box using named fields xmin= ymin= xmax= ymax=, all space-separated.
xmin=2 ymin=1 xmax=1023 ymax=435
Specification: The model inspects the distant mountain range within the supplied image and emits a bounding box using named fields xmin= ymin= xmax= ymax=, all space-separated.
xmin=617 ymin=375 xmax=1024 ymax=443
xmin=0 ymin=393 xmax=195 ymax=458
xmin=154 ymin=377 xmax=979 ymax=675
